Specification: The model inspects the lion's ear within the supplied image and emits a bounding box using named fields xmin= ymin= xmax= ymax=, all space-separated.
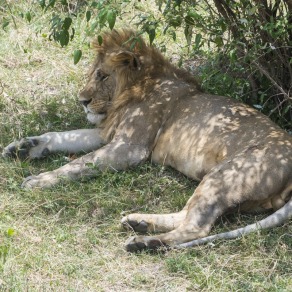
xmin=112 ymin=51 xmax=141 ymax=70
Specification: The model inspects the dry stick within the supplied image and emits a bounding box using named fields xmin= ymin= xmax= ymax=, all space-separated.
xmin=253 ymin=62 xmax=290 ymax=99
xmin=269 ymin=96 xmax=291 ymax=117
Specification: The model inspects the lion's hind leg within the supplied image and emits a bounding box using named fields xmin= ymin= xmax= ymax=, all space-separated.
xmin=124 ymin=162 xmax=239 ymax=252
xmin=124 ymin=147 xmax=289 ymax=252
xmin=124 ymin=180 xmax=220 ymax=252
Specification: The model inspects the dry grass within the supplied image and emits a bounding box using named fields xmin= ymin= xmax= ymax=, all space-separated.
xmin=0 ymin=2 xmax=291 ymax=291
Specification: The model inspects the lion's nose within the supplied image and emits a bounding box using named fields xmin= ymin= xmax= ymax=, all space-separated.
xmin=80 ymin=99 xmax=92 ymax=107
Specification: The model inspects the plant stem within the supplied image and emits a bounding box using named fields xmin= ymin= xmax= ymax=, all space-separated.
xmin=4 ymin=0 xmax=17 ymax=29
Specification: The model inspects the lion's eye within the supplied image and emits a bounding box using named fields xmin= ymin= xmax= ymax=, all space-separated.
xmin=96 ymin=69 xmax=109 ymax=82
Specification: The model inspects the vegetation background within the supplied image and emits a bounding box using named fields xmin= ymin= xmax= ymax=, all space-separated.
xmin=0 ymin=0 xmax=291 ymax=290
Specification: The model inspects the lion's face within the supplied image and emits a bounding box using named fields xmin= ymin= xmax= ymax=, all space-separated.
xmin=79 ymin=63 xmax=115 ymax=125
xmin=79 ymin=30 xmax=148 ymax=126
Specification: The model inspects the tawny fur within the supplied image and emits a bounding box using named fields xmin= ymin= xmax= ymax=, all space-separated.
xmin=3 ymin=29 xmax=292 ymax=252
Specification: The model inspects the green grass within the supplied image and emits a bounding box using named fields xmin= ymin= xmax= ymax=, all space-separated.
xmin=0 ymin=1 xmax=291 ymax=291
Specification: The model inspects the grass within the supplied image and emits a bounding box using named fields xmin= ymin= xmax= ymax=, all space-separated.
xmin=0 ymin=1 xmax=292 ymax=291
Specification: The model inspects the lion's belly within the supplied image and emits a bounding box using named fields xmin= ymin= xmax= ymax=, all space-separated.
xmin=152 ymin=151 xmax=211 ymax=181
xmin=152 ymin=126 xmax=227 ymax=181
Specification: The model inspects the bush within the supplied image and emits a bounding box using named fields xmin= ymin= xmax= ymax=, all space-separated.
xmin=2 ymin=0 xmax=291 ymax=129
xmin=156 ymin=0 xmax=292 ymax=128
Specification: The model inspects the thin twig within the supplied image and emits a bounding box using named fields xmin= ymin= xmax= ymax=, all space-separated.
xmin=253 ymin=62 xmax=290 ymax=99
xmin=268 ymin=96 xmax=289 ymax=117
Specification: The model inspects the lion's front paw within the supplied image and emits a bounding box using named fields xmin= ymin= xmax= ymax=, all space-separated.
xmin=2 ymin=137 xmax=51 ymax=160
xmin=21 ymin=172 xmax=59 ymax=189
xmin=121 ymin=216 xmax=149 ymax=233
xmin=125 ymin=236 xmax=167 ymax=252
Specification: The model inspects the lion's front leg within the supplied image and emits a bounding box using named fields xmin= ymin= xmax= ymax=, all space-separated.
xmin=21 ymin=141 xmax=150 ymax=189
xmin=2 ymin=128 xmax=104 ymax=160
xmin=22 ymin=151 xmax=98 ymax=188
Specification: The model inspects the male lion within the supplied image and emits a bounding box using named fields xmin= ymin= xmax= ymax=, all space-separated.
xmin=3 ymin=29 xmax=292 ymax=251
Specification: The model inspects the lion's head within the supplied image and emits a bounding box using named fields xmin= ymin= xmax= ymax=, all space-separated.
xmin=79 ymin=29 xmax=201 ymax=139
xmin=79 ymin=30 xmax=145 ymax=125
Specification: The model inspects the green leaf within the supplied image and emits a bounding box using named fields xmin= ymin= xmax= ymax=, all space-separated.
xmin=59 ymin=30 xmax=69 ymax=47
xmin=169 ymin=30 xmax=176 ymax=41
xmin=2 ymin=20 xmax=10 ymax=30
xmin=187 ymin=11 xmax=199 ymax=19
xmin=70 ymin=27 xmax=75 ymax=41
xmin=62 ymin=17 xmax=72 ymax=31
xmin=98 ymin=35 xmax=103 ymax=45
xmin=248 ymin=6 xmax=257 ymax=15
xmin=6 ymin=228 xmax=15 ymax=237
xmin=98 ymin=8 xmax=108 ymax=27
xmin=107 ymin=9 xmax=116 ymax=30
xmin=0 ymin=245 xmax=9 ymax=262
xmin=86 ymin=11 xmax=91 ymax=22
xmin=169 ymin=16 xmax=182 ymax=27
xmin=195 ymin=33 xmax=202 ymax=48
xmin=229 ymin=48 xmax=237 ymax=61
xmin=47 ymin=0 xmax=56 ymax=8
xmin=147 ymin=28 xmax=156 ymax=45
xmin=185 ymin=15 xmax=195 ymax=26
xmin=91 ymin=1 xmax=98 ymax=8
xmin=184 ymin=25 xmax=192 ymax=46
xmin=38 ymin=0 xmax=46 ymax=9
xmin=214 ymin=36 xmax=223 ymax=47
xmin=73 ymin=49 xmax=82 ymax=65
xmin=25 ymin=12 xmax=32 ymax=23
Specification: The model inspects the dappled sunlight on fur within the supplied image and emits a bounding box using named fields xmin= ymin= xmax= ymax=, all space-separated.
xmin=3 ymin=29 xmax=292 ymax=252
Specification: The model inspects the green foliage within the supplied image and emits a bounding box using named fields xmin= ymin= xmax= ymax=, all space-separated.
xmin=155 ymin=0 xmax=292 ymax=128
xmin=0 ymin=0 xmax=291 ymax=127
xmin=49 ymin=15 xmax=74 ymax=46
xmin=86 ymin=1 xmax=292 ymax=128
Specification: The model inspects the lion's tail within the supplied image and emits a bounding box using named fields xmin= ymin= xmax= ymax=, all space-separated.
xmin=176 ymin=185 xmax=292 ymax=249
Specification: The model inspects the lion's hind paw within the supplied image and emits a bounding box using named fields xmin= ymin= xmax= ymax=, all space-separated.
xmin=125 ymin=235 xmax=167 ymax=252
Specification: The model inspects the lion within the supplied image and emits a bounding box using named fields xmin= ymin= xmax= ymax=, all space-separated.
xmin=2 ymin=29 xmax=292 ymax=252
